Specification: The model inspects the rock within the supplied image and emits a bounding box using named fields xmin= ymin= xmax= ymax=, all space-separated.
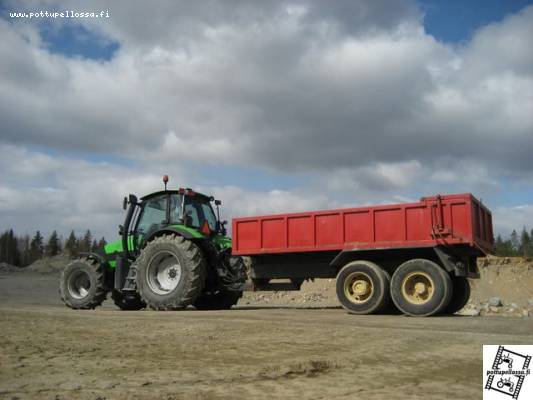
xmin=460 ymin=308 xmax=480 ymax=316
xmin=488 ymin=297 xmax=502 ymax=307
xmin=528 ymin=299 xmax=533 ymax=307
xmin=489 ymin=306 xmax=501 ymax=313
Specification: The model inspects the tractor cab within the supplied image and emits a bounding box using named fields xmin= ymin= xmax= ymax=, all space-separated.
xmin=121 ymin=183 xmax=227 ymax=259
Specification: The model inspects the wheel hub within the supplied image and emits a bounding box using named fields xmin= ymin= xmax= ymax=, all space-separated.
xmin=401 ymin=272 xmax=435 ymax=305
xmin=67 ymin=270 xmax=91 ymax=299
xmin=344 ymin=272 xmax=374 ymax=304
xmin=352 ymin=280 xmax=369 ymax=296
xmin=146 ymin=251 xmax=183 ymax=295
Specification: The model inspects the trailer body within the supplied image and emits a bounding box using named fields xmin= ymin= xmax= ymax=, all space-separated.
xmin=232 ymin=193 xmax=493 ymax=257
xmin=232 ymin=193 xmax=493 ymax=316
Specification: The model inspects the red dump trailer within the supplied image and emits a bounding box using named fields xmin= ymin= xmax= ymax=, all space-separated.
xmin=232 ymin=193 xmax=493 ymax=316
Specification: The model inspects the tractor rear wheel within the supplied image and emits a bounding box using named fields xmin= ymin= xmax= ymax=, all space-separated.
xmin=336 ymin=260 xmax=390 ymax=315
xmin=194 ymin=291 xmax=242 ymax=310
xmin=391 ymin=259 xmax=452 ymax=317
xmin=59 ymin=257 xmax=107 ymax=309
xmin=111 ymin=290 xmax=146 ymax=310
xmin=136 ymin=234 xmax=206 ymax=310
xmin=442 ymin=275 xmax=470 ymax=314
xmin=194 ymin=255 xmax=246 ymax=310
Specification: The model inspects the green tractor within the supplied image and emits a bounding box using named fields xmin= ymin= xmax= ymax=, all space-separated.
xmin=59 ymin=176 xmax=247 ymax=311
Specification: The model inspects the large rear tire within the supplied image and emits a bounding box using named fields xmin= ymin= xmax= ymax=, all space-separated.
xmin=111 ymin=290 xmax=146 ymax=310
xmin=442 ymin=276 xmax=470 ymax=314
xmin=336 ymin=260 xmax=390 ymax=315
xmin=391 ymin=259 xmax=452 ymax=317
xmin=194 ymin=291 xmax=242 ymax=310
xmin=59 ymin=257 xmax=107 ymax=309
xmin=194 ymin=255 xmax=246 ymax=310
xmin=136 ymin=235 xmax=206 ymax=310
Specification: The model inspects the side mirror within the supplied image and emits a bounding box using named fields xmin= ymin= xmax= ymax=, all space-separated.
xmin=215 ymin=199 xmax=222 ymax=206
xmin=220 ymin=220 xmax=227 ymax=235
xmin=123 ymin=197 xmax=128 ymax=210
xmin=119 ymin=225 xmax=124 ymax=235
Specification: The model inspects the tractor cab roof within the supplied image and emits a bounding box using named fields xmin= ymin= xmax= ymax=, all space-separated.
xmin=140 ymin=188 xmax=213 ymax=202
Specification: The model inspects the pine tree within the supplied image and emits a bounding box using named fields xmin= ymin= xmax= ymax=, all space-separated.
xmin=45 ymin=230 xmax=61 ymax=257
xmin=97 ymin=237 xmax=107 ymax=252
xmin=494 ymin=235 xmax=504 ymax=256
xmin=510 ymin=230 xmax=519 ymax=255
xmin=91 ymin=239 xmax=99 ymax=253
xmin=0 ymin=229 xmax=20 ymax=266
xmin=65 ymin=230 xmax=78 ymax=257
xmin=19 ymin=234 xmax=31 ymax=267
xmin=29 ymin=231 xmax=44 ymax=263
xmin=520 ymin=227 xmax=531 ymax=258
xmin=82 ymin=230 xmax=92 ymax=253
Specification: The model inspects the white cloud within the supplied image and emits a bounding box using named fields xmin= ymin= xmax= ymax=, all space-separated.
xmin=492 ymin=205 xmax=533 ymax=236
xmin=0 ymin=1 xmax=532 ymax=239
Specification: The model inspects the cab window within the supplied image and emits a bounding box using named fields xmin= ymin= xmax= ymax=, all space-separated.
xmin=137 ymin=196 xmax=167 ymax=236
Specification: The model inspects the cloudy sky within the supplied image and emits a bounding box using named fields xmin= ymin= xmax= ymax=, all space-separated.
xmin=0 ymin=0 xmax=532 ymax=241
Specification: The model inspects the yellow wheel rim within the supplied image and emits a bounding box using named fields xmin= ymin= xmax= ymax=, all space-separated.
xmin=401 ymin=272 xmax=435 ymax=305
xmin=344 ymin=272 xmax=373 ymax=304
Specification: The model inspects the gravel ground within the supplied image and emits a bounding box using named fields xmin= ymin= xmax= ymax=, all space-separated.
xmin=0 ymin=269 xmax=532 ymax=400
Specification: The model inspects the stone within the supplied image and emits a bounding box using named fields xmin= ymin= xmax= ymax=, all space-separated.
xmin=460 ymin=308 xmax=480 ymax=316
xmin=488 ymin=297 xmax=502 ymax=307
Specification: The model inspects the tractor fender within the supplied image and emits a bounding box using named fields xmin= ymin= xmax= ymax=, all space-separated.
xmin=144 ymin=227 xmax=197 ymax=242
xmin=78 ymin=251 xmax=107 ymax=265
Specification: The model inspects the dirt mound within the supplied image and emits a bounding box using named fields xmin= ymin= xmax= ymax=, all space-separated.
xmin=471 ymin=256 xmax=532 ymax=307
xmin=0 ymin=262 xmax=19 ymax=274
xmin=26 ymin=254 xmax=71 ymax=275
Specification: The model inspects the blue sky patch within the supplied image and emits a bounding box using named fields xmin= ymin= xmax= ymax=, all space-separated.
xmin=39 ymin=22 xmax=119 ymax=61
xmin=419 ymin=0 xmax=533 ymax=43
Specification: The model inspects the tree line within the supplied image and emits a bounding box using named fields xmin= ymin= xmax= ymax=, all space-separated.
xmin=0 ymin=229 xmax=107 ymax=268
xmin=493 ymin=227 xmax=533 ymax=258
xmin=1 ymin=226 xmax=532 ymax=268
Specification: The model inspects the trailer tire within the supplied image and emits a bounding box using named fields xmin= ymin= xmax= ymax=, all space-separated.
xmin=336 ymin=261 xmax=390 ymax=315
xmin=377 ymin=269 xmax=402 ymax=315
xmin=391 ymin=259 xmax=452 ymax=317
xmin=59 ymin=257 xmax=107 ymax=309
xmin=442 ymin=276 xmax=470 ymax=315
xmin=136 ymin=234 xmax=206 ymax=310
xmin=111 ymin=290 xmax=146 ymax=310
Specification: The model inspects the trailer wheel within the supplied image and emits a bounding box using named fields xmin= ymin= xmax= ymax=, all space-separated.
xmin=442 ymin=276 xmax=470 ymax=314
xmin=136 ymin=234 xmax=206 ymax=310
xmin=59 ymin=257 xmax=107 ymax=309
xmin=336 ymin=261 xmax=390 ymax=315
xmin=391 ymin=259 xmax=452 ymax=317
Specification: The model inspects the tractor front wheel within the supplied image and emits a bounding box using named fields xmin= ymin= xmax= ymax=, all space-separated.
xmin=59 ymin=257 xmax=107 ymax=309
xmin=136 ymin=235 xmax=206 ymax=310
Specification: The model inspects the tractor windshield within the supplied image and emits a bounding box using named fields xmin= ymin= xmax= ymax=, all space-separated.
xmin=169 ymin=194 xmax=217 ymax=231
xmin=136 ymin=195 xmax=167 ymax=236
xmin=135 ymin=193 xmax=218 ymax=239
